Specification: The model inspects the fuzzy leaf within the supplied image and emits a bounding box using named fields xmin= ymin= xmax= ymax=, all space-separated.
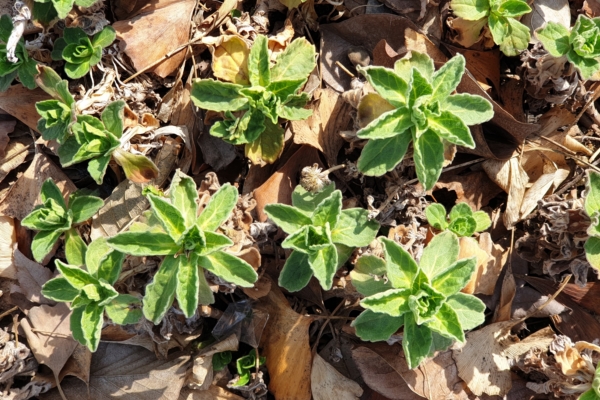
xmin=291 ymin=183 xmax=336 ymax=214
xmin=142 ymin=255 xmax=180 ymax=324
xmin=331 ymin=208 xmax=380 ymax=247
xmin=431 ymin=257 xmax=476 ymax=295
xmin=352 ymin=310 xmax=404 ymax=341
xmin=40 ymin=179 xmax=67 ymax=210
xmin=394 ymin=51 xmax=435 ymax=81
xmin=69 ymin=195 xmax=104 ymax=224
xmin=191 ymin=79 xmax=248 ymax=112
xmin=586 ymin=236 xmax=600 ymax=272
xmin=446 ymin=292 xmax=486 ymax=330
xmin=42 ymin=277 xmax=79 ymax=302
xmin=425 ymin=203 xmax=448 ymax=230
xmin=200 ymin=231 xmax=234 ymax=254
xmin=264 ymin=204 xmax=312 ymax=234
xmin=248 ymin=35 xmax=270 ymax=87
xmin=442 ymin=94 xmax=494 ymax=126
xmin=196 ymin=183 xmax=238 ymax=232
xmin=358 ymin=131 xmax=412 ymax=176
xmin=81 ymin=302 xmax=104 ymax=351
xmin=107 ymin=231 xmax=179 ymax=256
xmin=419 ymin=231 xmax=459 ymax=279
xmin=356 ymin=107 xmax=413 ymax=140
xmin=358 ymin=66 xmax=408 ymax=107
xmin=586 ymin=171 xmax=600 ymax=218
xmin=65 ymin=229 xmax=87 ymax=266
xmin=402 ymin=313 xmax=433 ymax=369
xmin=450 ymin=0 xmax=490 ymax=20
xmin=473 ymin=211 xmax=492 ymax=231
xmin=91 ymin=26 xmax=116 ymax=48
xmin=312 ymin=191 xmax=342 ymax=228
xmin=361 ymin=288 xmax=412 ymax=317
xmin=147 ymin=194 xmax=186 ymax=242
xmin=32 ymin=230 xmax=64 ymax=263
xmin=170 ymin=170 xmax=198 ymax=228
xmin=449 ymin=216 xmax=477 ymax=237
xmin=449 ymin=203 xmax=474 ymax=222
xmin=55 ymin=259 xmax=97 ymax=289
xmin=270 ymin=38 xmax=316 ymax=83
xmin=105 ymin=294 xmax=143 ymax=325
xmin=197 ymin=251 xmax=257 ymax=287
xmin=413 ymin=129 xmax=444 ymax=191
xmin=350 ymin=255 xmax=393 ymax=296
xmin=425 ymin=302 xmax=465 ymax=342
xmin=176 ymin=255 xmax=200 ymax=317
xmin=496 ymin=0 xmax=531 ymax=17
xmin=244 ymin=118 xmax=284 ymax=165
xmin=380 ymin=237 xmax=419 ymax=289
xmin=278 ymin=250 xmax=313 ymax=292
xmin=430 ymin=55 xmax=465 ymax=102
xmin=536 ymin=22 xmax=571 ymax=57
xmin=101 ymin=100 xmax=124 ymax=138
xmin=309 ymin=243 xmax=338 ymax=290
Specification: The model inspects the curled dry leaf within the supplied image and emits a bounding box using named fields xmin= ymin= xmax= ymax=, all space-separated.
xmin=0 ymin=119 xmax=16 ymax=156
xmin=483 ymin=157 xmax=529 ymax=228
xmin=11 ymin=249 xmax=53 ymax=304
xmin=434 ymin=171 xmax=503 ymax=210
xmin=0 ymin=85 xmax=50 ymax=132
xmin=211 ymin=35 xmax=250 ymax=85
xmin=311 ymin=354 xmax=363 ymax=400
xmin=190 ymin=334 xmax=239 ymax=390
xmin=179 ymin=385 xmax=244 ymax=399
xmin=0 ymin=139 xmax=29 ymax=185
xmin=460 ymin=234 xmax=507 ymax=296
xmin=0 ymin=216 xmax=16 ymax=279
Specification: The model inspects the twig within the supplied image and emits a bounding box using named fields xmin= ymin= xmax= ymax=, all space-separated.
xmin=0 ymin=306 xmax=18 ymax=320
xmin=335 ymin=61 xmax=355 ymax=78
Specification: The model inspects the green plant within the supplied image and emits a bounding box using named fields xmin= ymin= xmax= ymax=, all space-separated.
xmin=107 ymin=170 xmax=258 ymax=323
xmin=0 ymin=15 xmax=38 ymax=91
xmin=264 ymin=183 xmax=380 ymax=291
xmin=536 ymin=15 xmax=600 ymax=80
xmin=35 ymin=65 xmax=76 ymax=144
xmin=34 ymin=0 xmax=99 ymax=20
xmin=350 ymin=232 xmax=486 ymax=369
xmin=58 ymin=100 xmax=158 ymax=184
xmin=213 ymin=351 xmax=233 ymax=371
xmin=234 ymin=349 xmax=266 ymax=386
xmin=21 ymin=179 xmax=103 ymax=263
xmin=580 ymin=361 xmax=600 ymax=399
xmin=191 ymin=35 xmax=316 ymax=165
xmin=355 ymin=51 xmax=493 ymax=190
xmin=52 ymin=26 xmax=116 ymax=79
xmin=584 ymin=171 xmax=600 ymax=271
xmin=41 ymin=237 xmax=142 ymax=351
xmin=425 ymin=202 xmax=491 ymax=237
xmin=450 ymin=0 xmax=531 ymax=56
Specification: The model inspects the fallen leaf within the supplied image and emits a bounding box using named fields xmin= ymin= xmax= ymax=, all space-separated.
xmin=0 ymin=85 xmax=50 ymax=131
xmin=179 ymin=386 xmax=244 ymax=399
xmin=0 ymin=139 xmax=29 ymax=184
xmin=212 ymin=35 xmax=250 ymax=85
xmin=0 ymin=119 xmax=16 ymax=156
xmin=11 ymin=248 xmax=53 ymax=304
xmin=0 ymin=215 xmax=16 ymax=279
xmin=522 ymin=0 xmax=570 ymax=34
xmin=434 ymin=171 xmax=503 ymax=210
xmin=445 ymin=45 xmax=500 ymax=94
xmin=460 ymin=234 xmax=507 ymax=296
xmin=493 ymin=264 xmax=516 ymax=322
xmin=311 ymin=354 xmax=363 ymax=400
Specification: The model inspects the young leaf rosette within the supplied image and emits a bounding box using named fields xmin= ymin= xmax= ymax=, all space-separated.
xmin=41 ymin=238 xmax=142 ymax=352
xmin=52 ymin=26 xmax=116 ymax=79
xmin=0 ymin=15 xmax=38 ymax=91
xmin=355 ymin=51 xmax=493 ymax=190
xmin=426 ymin=202 xmax=491 ymax=237
xmin=350 ymin=231 xmax=486 ymax=369
xmin=58 ymin=100 xmax=158 ymax=184
xmin=191 ymin=35 xmax=316 ymax=166
xmin=536 ymin=15 xmax=600 ymax=80
xmin=35 ymin=65 xmax=76 ymax=144
xmin=21 ymin=179 xmax=103 ymax=263
xmin=264 ymin=184 xmax=380 ymax=291
xmin=107 ymin=170 xmax=258 ymax=324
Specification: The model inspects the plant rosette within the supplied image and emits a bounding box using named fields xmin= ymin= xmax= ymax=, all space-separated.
xmin=107 ymin=170 xmax=258 ymax=324
xmin=35 ymin=65 xmax=76 ymax=144
xmin=426 ymin=202 xmax=491 ymax=237
xmin=355 ymin=51 xmax=493 ymax=190
xmin=264 ymin=183 xmax=380 ymax=291
xmin=350 ymin=231 xmax=486 ymax=369
xmin=0 ymin=15 xmax=37 ymax=91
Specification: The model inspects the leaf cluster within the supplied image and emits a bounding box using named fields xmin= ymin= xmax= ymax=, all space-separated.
xmin=264 ymin=184 xmax=380 ymax=291
xmin=536 ymin=15 xmax=600 ymax=79
xmin=34 ymin=0 xmax=98 ymax=20
xmin=35 ymin=66 xmax=76 ymax=143
xmin=233 ymin=349 xmax=266 ymax=386
xmin=41 ymin=238 xmax=142 ymax=351
xmin=52 ymin=26 xmax=116 ymax=79
xmin=0 ymin=15 xmax=38 ymax=91
xmin=350 ymin=232 xmax=486 ymax=369
xmin=191 ymin=35 xmax=316 ymax=165
xmin=584 ymin=171 xmax=600 ymax=272
xmin=356 ymin=51 xmax=493 ymax=190
xmin=107 ymin=170 xmax=258 ymax=323
xmin=450 ymin=0 xmax=531 ymax=56
xmin=21 ymin=179 xmax=103 ymax=263
xmin=426 ymin=202 xmax=491 ymax=237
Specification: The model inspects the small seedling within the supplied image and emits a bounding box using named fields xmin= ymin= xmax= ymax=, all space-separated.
xmin=107 ymin=170 xmax=258 ymax=324
xmin=0 ymin=15 xmax=37 ymax=91
xmin=264 ymin=183 xmax=380 ymax=291
xmin=351 ymin=232 xmax=485 ymax=369
xmin=213 ymin=351 xmax=233 ymax=371
xmin=584 ymin=171 xmax=600 ymax=272
xmin=579 ymin=362 xmax=600 ymax=399
xmin=52 ymin=26 xmax=116 ymax=79
xmin=450 ymin=0 xmax=531 ymax=56
xmin=34 ymin=0 xmax=99 ymax=20
xmin=41 ymin=237 xmax=142 ymax=352
xmin=35 ymin=65 xmax=76 ymax=143
xmin=21 ymin=179 xmax=103 ymax=263
xmin=191 ymin=35 xmax=316 ymax=165
xmin=356 ymin=51 xmax=493 ymax=190
xmin=425 ymin=202 xmax=491 ymax=237
xmin=536 ymin=15 xmax=600 ymax=80
xmin=233 ymin=349 xmax=266 ymax=386
xmin=57 ymin=100 xmax=158 ymax=184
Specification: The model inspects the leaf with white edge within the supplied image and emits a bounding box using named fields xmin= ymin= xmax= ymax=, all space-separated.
xmin=357 ymin=66 xmax=409 ymax=107
xmin=101 ymin=100 xmax=124 ymax=138
xmin=270 ymin=38 xmax=316 ymax=83
xmin=450 ymin=0 xmax=490 ymax=20
xmin=197 ymin=251 xmax=257 ymax=287
xmin=105 ymin=294 xmax=143 ymax=325
xmin=170 ymin=170 xmax=198 ymax=227
xmin=56 ymin=260 xmax=97 ymax=290
xmin=190 ymin=79 xmax=248 ymax=112
xmin=441 ymin=94 xmax=494 ymax=126
xmin=586 ymin=172 xmax=600 ymax=218
xmin=535 ymin=22 xmax=570 ymax=57
xmin=312 ymin=191 xmax=342 ymax=228
xmin=402 ymin=313 xmax=433 ymax=369
xmin=419 ymin=231 xmax=459 ymax=279
xmin=394 ymin=51 xmax=435 ymax=81
xmin=308 ymin=243 xmax=338 ymax=290
xmin=425 ymin=203 xmax=448 ymax=230
xmin=244 ymin=119 xmax=285 ymax=166
xmin=176 ymin=255 xmax=199 ymax=318
xmin=351 ymin=255 xmax=393 ymax=296
xmin=352 ymin=310 xmax=404 ymax=341
xmin=380 ymin=237 xmax=419 ymax=289
xmin=497 ymin=0 xmax=531 ymax=18
xmin=200 ymin=231 xmax=234 ymax=255
xmin=86 ymin=238 xmax=111 ymax=276
xmin=412 ymin=129 xmax=444 ymax=191
xmin=81 ymin=302 xmax=104 ymax=352
xmin=65 ymin=229 xmax=87 ymax=266
xmin=431 ymin=257 xmax=476 ymax=295
xmin=69 ymin=196 xmax=104 ymax=224
xmin=358 ymin=131 xmax=412 ymax=176
xmin=430 ymin=54 xmax=465 ymax=102
xmin=586 ymin=236 xmax=600 ymax=272
xmin=473 ymin=211 xmax=491 ymax=231
xmin=425 ymin=302 xmax=465 ymax=342
xmin=568 ymin=49 xmax=600 ymax=80
xmin=196 ymin=183 xmax=238 ymax=232
xmin=87 ymin=154 xmax=112 ymax=185
xmin=40 ymin=179 xmax=67 ymax=210
xmin=498 ymin=18 xmax=531 ymax=57
xmin=446 ymin=292 xmax=486 ymax=330
xmin=291 ymin=183 xmax=336 ymax=214
xmin=143 ymin=255 xmax=179 ymax=324
xmin=147 ymin=194 xmax=186 ymax=242
xmin=94 ymin=249 xmax=125 ymax=286
xmin=330 ymin=208 xmax=379 ymax=247
xmin=107 ymin=231 xmax=179 ymax=256
xmin=361 ymin=288 xmax=412 ymax=317
xmin=278 ymin=251 xmax=313 ymax=292
xmin=31 ymin=229 xmax=63 ymax=262
xmin=356 ymin=107 xmax=413 ymax=140
xmin=264 ymin=204 xmax=312 ymax=234
xmin=70 ymin=307 xmax=85 ymax=347
xmin=42 ymin=277 xmax=79 ymax=302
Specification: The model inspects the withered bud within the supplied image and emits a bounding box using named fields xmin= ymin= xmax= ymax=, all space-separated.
xmin=112 ymin=148 xmax=159 ymax=183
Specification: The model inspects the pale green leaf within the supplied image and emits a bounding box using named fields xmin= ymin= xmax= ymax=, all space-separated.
xmin=425 ymin=302 xmax=465 ymax=342
xmin=446 ymin=292 xmax=486 ymax=330
xmin=356 ymin=107 xmax=413 ymax=140
xmin=244 ymin=118 xmax=284 ymax=165
xmin=69 ymin=196 xmax=104 ymax=224
xmin=308 ymin=243 xmax=338 ymax=290
xmin=413 ymin=129 xmax=444 ymax=191
xmin=473 ymin=211 xmax=491 ymax=231
xmin=312 ymin=191 xmax=342 ymax=228
xmin=498 ymin=17 xmax=531 ymax=56
xmin=65 ymin=229 xmax=87 ymax=266
xmin=496 ymin=0 xmax=531 ymax=17
xmin=107 ymin=231 xmax=179 ymax=256
xmin=536 ymin=22 xmax=570 ymax=57
xmin=278 ymin=251 xmax=313 ymax=292
xmin=143 ymin=255 xmax=179 ymax=324
xmin=56 ymin=259 xmax=97 ymax=289
xmin=170 ymin=170 xmax=198 ymax=228
xmin=449 ymin=203 xmax=473 ymax=220
xmin=197 ymin=251 xmax=257 ymax=287
xmin=568 ymin=48 xmax=600 ymax=80
xmin=586 ymin=236 xmax=600 ymax=272
xmin=361 ymin=288 xmax=412 ymax=317
xmin=350 ymin=255 xmax=393 ymax=296
xmin=91 ymin=26 xmax=116 ymax=49
xmin=402 ymin=313 xmax=433 ymax=369
xmin=40 ymin=179 xmax=67 ymax=209
xmin=430 ymin=54 xmax=465 ymax=102
xmin=105 ymin=294 xmax=143 ymax=325
xmin=248 ymin=35 xmax=270 ymax=87
xmin=270 ymin=38 xmax=316 ymax=83
xmin=147 ymin=194 xmax=186 ymax=242
xmin=197 ymin=183 xmax=238 ymax=232
xmin=191 ymin=79 xmax=248 ymax=112
xmin=291 ymin=183 xmax=336 ymax=214
xmin=450 ymin=0 xmax=490 ymax=20
xmin=101 ymin=100 xmax=124 ymax=138
xmin=586 ymin=171 xmax=600 ymax=218
xmin=352 ymin=310 xmax=404 ymax=341
xmin=87 ymin=154 xmax=111 ymax=185
xmin=197 ymin=268 xmax=215 ymax=305
xmin=200 ymin=231 xmax=234 ymax=255
xmin=70 ymin=307 xmax=85 ymax=348
xmin=441 ymin=94 xmax=494 ymax=126
xmin=425 ymin=203 xmax=448 ymax=230
xmin=431 ymin=257 xmax=476 ymax=295
xmin=358 ymin=66 xmax=408 ymax=107
xmin=264 ymin=204 xmax=312 ymax=234
xmin=358 ymin=131 xmax=412 ymax=176
xmin=176 ymin=255 xmax=199 ymax=318
xmin=448 ymin=216 xmax=477 ymax=237
xmin=331 ymin=208 xmax=379 ymax=247
xmin=394 ymin=51 xmax=435 ymax=81
xmin=42 ymin=277 xmax=79 ymax=302
xmin=420 ymin=231 xmax=459 ymax=279
xmin=81 ymin=302 xmax=104 ymax=351
xmin=32 ymin=230 xmax=64 ymax=263
xmin=380 ymin=237 xmax=418 ymax=290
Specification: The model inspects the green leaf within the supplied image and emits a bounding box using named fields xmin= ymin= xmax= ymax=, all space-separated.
xmin=92 ymin=26 xmax=116 ymax=48
xmin=31 ymin=230 xmax=63 ymax=262
xmin=427 ymin=112 xmax=473 ymax=148
xmin=244 ymin=118 xmax=285 ymax=165
xmin=85 ymin=237 xmax=113 ymax=276
xmin=197 ymin=268 xmax=215 ymax=305
xmin=446 ymin=292 xmax=486 ymax=330
xmin=87 ymin=154 xmax=112 ymax=185
xmin=357 ymin=66 xmax=409 ymax=107
xmin=449 ymin=203 xmax=474 ymax=223
xmin=472 ymin=211 xmax=491 ymax=231
xmin=579 ymin=389 xmax=600 ymax=400
xmin=267 ymin=79 xmax=306 ymax=101
xmin=394 ymin=51 xmax=435 ymax=81
xmin=201 ymin=231 xmax=234 ymax=254
xmin=379 ymin=237 xmax=419 ymax=290
xmin=536 ymin=22 xmax=570 ymax=57
xmin=496 ymin=0 xmax=531 ymax=17
xmin=248 ymin=35 xmax=270 ymax=87
xmin=425 ymin=302 xmax=465 ymax=342
xmin=264 ymin=204 xmax=312 ymax=234
xmin=331 ymin=208 xmax=380 ymax=247
xmin=567 ymin=48 xmax=600 ymax=80
xmin=197 ymin=251 xmax=257 ymax=287
xmin=312 ymin=191 xmax=342 ymax=228
xmin=498 ymin=17 xmax=531 ymax=56
xmin=450 ymin=0 xmax=490 ymax=20
xmin=170 ymin=170 xmax=198 ymax=228
xmin=81 ymin=302 xmax=104 ymax=351
xmin=361 ymin=288 xmax=412 ymax=317
xmin=65 ymin=229 xmax=87 ymax=266
xmin=352 ymin=310 xmax=404 ymax=341
xmin=70 ymin=306 xmax=85 ymax=347
xmin=356 ymin=107 xmax=413 ymax=140
xmin=64 ymin=59 xmax=91 ymax=79
xmin=441 ymin=93 xmax=493 ymax=126
xmin=277 ymin=97 xmax=312 ymax=121
xmin=42 ymin=277 xmax=79 ymax=302
xmin=309 ymin=243 xmax=338 ymax=290
xmin=147 ymin=194 xmax=187 ymax=242
xmin=107 ymin=231 xmax=180 ymax=256
xmin=105 ymin=294 xmax=143 ymax=325
xmin=425 ymin=203 xmax=448 ymax=230
xmin=0 ymin=70 xmax=17 ymax=92
xmin=270 ymin=37 xmax=316 ymax=82
xmin=412 ymin=129 xmax=444 ymax=191
xmin=0 ymin=14 xmax=13 ymax=42
xmin=40 ymin=179 xmax=67 ymax=210
xmin=196 ymin=183 xmax=238 ymax=232
xmin=586 ymin=171 xmax=600 ymax=218
xmin=430 ymin=54 xmax=465 ymax=102
xmin=278 ymin=251 xmax=313 ymax=292
xmin=191 ymin=79 xmax=249 ymax=112
xmin=358 ymin=131 xmax=412 ymax=176
xmin=143 ymin=255 xmax=179 ymax=324
xmin=350 ymin=255 xmax=393 ymax=296
xmin=69 ymin=195 xmax=103 ymax=224
xmin=585 ymin=236 xmax=600 ymax=272
xmin=176 ymin=255 xmax=199 ymax=318
xmin=18 ymin=57 xmax=39 ymax=90
xmin=56 ymin=259 xmax=97 ymax=289
xmin=431 ymin=257 xmax=476 ymax=295
xmin=101 ymin=100 xmax=124 ymax=138
xmin=291 ymin=183 xmax=336 ymax=214
xmin=419 ymin=231 xmax=459 ymax=279
xmin=402 ymin=313 xmax=433 ymax=369
xmin=35 ymin=66 xmax=75 ymax=105
xmin=408 ymin=68 xmax=433 ymax=106
xmin=213 ymin=351 xmax=232 ymax=372
xmin=448 ymin=216 xmax=477 ymax=237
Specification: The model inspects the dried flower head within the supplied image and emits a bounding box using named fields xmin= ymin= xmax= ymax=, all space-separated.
xmin=300 ymin=164 xmax=332 ymax=193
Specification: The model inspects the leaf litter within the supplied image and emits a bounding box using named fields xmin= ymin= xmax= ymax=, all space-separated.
xmin=3 ymin=0 xmax=600 ymax=399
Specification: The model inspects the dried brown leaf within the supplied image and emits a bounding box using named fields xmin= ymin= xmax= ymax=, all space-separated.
xmin=0 ymin=215 xmax=16 ymax=279
xmin=0 ymin=139 xmax=29 ymax=184
xmin=0 ymin=119 xmax=16 ymax=156
xmin=179 ymin=386 xmax=244 ymax=399
xmin=11 ymin=248 xmax=53 ymax=304
xmin=311 ymin=354 xmax=363 ymax=400
xmin=212 ymin=36 xmax=250 ymax=85
xmin=0 ymin=86 xmax=49 ymax=131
